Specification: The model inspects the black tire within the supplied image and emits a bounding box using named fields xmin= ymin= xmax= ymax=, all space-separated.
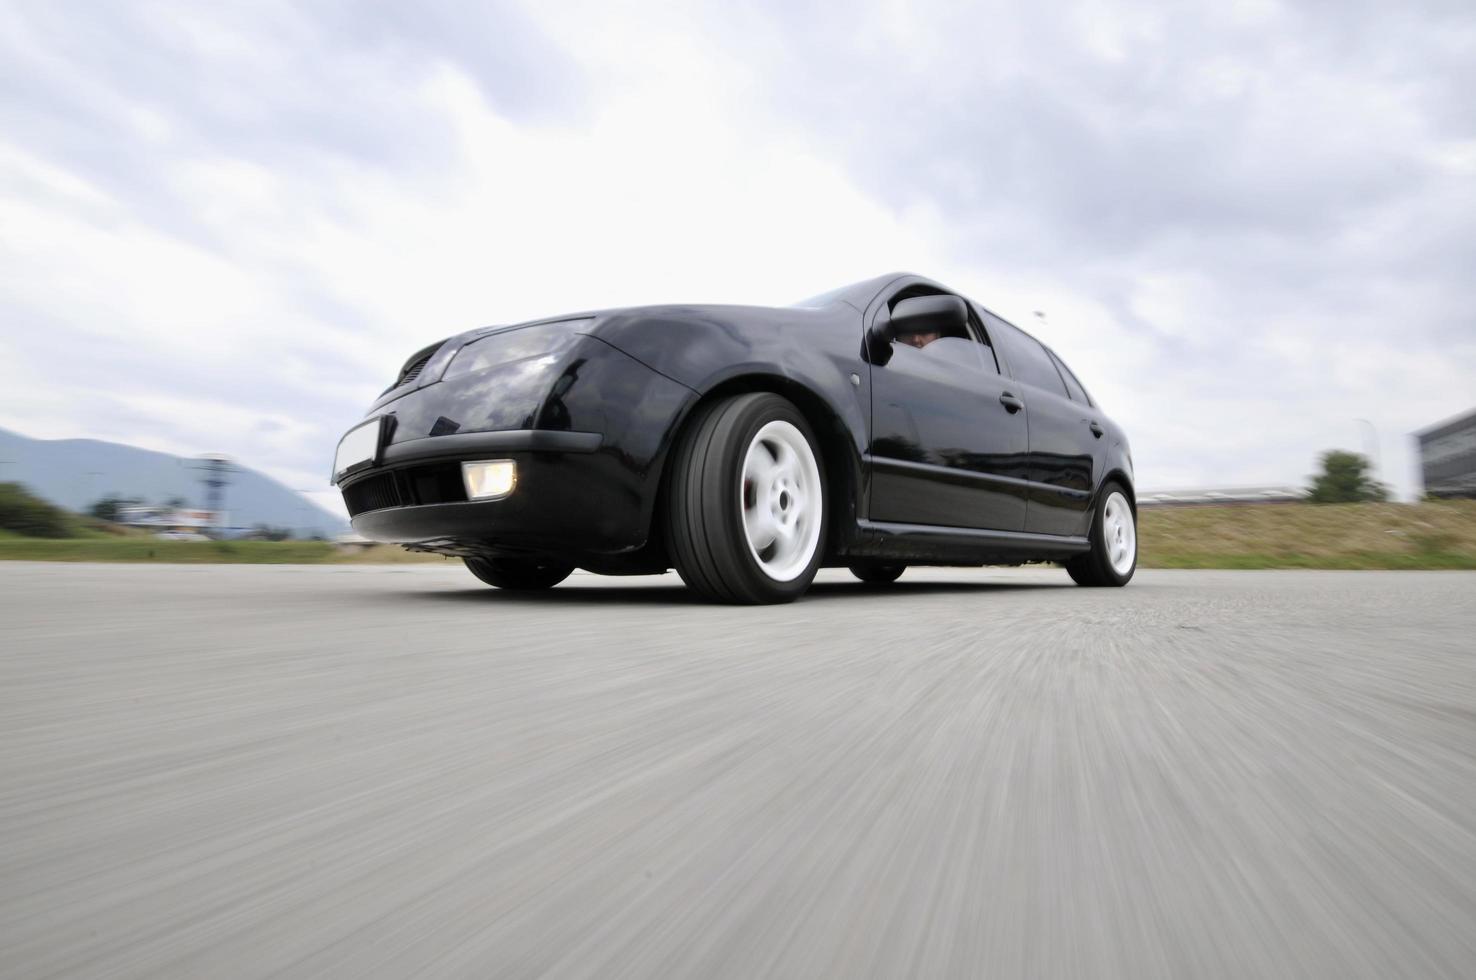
xmin=849 ymin=563 xmax=905 ymax=584
xmin=665 ymin=392 xmax=827 ymax=604
xmin=1066 ymin=481 xmax=1137 ymax=587
xmin=463 ymin=556 xmax=574 ymax=591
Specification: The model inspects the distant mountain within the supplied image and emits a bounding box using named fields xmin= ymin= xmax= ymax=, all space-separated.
xmin=0 ymin=428 xmax=348 ymax=536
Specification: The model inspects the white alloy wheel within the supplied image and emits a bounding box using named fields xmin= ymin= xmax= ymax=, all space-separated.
xmin=739 ymin=420 xmax=823 ymax=582
xmin=1103 ymin=490 xmax=1137 ymax=576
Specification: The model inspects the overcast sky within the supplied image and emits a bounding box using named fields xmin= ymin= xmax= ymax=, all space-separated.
xmin=2 ymin=0 xmax=1473 ymax=516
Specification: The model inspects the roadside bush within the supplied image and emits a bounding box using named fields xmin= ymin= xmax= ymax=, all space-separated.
xmin=0 ymin=483 xmax=77 ymax=538
xmin=1307 ymin=450 xmax=1388 ymax=503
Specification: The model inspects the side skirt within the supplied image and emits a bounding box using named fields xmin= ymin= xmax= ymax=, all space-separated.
xmin=844 ymin=519 xmax=1090 ymax=564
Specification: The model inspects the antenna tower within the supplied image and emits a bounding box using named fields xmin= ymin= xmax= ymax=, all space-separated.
xmin=192 ymin=454 xmax=233 ymax=538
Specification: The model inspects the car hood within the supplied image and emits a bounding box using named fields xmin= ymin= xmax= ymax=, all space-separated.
xmin=442 ymin=302 xmax=832 ymax=347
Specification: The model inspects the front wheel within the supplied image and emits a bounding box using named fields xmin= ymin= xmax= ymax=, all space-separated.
xmin=463 ymin=556 xmax=574 ymax=591
xmin=665 ymin=393 xmax=826 ymax=604
xmin=1066 ymin=483 xmax=1137 ymax=587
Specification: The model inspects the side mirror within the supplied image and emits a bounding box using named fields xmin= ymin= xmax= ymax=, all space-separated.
xmin=865 ymin=294 xmax=968 ymax=366
xmin=893 ymin=294 xmax=967 ymax=336
xmin=864 ymin=310 xmax=895 ymax=365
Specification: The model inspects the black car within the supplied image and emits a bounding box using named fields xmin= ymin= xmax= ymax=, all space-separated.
xmin=332 ymin=273 xmax=1137 ymax=603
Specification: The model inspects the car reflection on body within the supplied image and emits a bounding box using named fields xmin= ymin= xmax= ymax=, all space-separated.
xmin=332 ymin=273 xmax=1136 ymax=604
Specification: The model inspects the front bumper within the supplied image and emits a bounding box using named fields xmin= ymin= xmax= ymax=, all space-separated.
xmin=335 ymin=329 xmax=698 ymax=562
xmin=381 ymin=429 xmax=602 ymax=466
xmin=340 ymin=428 xmax=654 ymax=556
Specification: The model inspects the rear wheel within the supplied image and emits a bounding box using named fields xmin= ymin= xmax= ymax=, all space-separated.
xmin=463 ymin=556 xmax=574 ymax=591
xmin=849 ymin=563 xmax=905 ymax=584
xmin=665 ymin=393 xmax=826 ymax=604
xmin=1066 ymin=483 xmax=1136 ymax=587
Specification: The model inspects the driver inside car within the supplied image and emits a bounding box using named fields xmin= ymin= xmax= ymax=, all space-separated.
xmin=896 ymin=326 xmax=942 ymax=349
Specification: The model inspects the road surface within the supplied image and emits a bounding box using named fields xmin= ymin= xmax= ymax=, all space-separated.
xmin=2 ymin=563 xmax=1474 ymax=978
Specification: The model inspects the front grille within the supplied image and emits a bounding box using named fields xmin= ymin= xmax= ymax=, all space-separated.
xmin=341 ymin=463 xmax=469 ymax=517
xmin=342 ymin=472 xmax=401 ymax=516
xmin=406 ymin=463 xmax=467 ymax=508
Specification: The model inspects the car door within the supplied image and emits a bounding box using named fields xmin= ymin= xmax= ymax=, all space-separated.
xmin=866 ymin=286 xmax=1029 ymax=531
xmin=983 ymin=313 xmax=1099 ymax=536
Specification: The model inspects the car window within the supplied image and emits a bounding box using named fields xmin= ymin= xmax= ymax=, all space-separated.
xmin=885 ymin=288 xmax=999 ymax=372
xmin=887 ymin=288 xmax=969 ymax=345
xmin=966 ymin=305 xmax=1002 ymax=373
xmin=984 ymin=314 xmax=1069 ymax=397
xmin=1048 ymin=349 xmax=1093 ymax=405
xmin=897 ymin=335 xmax=985 ymax=367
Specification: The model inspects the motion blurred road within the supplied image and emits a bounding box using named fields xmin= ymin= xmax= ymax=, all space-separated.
xmin=2 ymin=563 xmax=1474 ymax=978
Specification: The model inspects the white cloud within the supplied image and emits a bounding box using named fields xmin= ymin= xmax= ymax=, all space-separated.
xmin=0 ymin=0 xmax=1472 ymax=514
xmin=0 ymin=6 xmax=950 ymax=512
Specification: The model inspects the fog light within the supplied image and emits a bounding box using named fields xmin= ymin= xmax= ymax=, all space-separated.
xmin=462 ymin=460 xmax=517 ymax=500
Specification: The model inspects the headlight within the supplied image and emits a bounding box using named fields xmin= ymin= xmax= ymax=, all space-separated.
xmin=442 ymin=318 xmax=589 ymax=381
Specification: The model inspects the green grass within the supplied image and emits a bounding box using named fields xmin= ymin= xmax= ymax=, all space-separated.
xmin=1145 ymin=550 xmax=1476 ymax=571
xmin=2 ymin=500 xmax=1474 ymax=570
xmin=1138 ymin=500 xmax=1476 ymax=570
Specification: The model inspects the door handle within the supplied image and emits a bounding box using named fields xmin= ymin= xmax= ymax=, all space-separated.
xmin=999 ymin=392 xmax=1023 ymax=414
xmin=1087 ymin=420 xmax=1104 ymax=438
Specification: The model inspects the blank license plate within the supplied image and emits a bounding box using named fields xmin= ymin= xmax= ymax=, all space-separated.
xmin=334 ymin=419 xmax=382 ymax=480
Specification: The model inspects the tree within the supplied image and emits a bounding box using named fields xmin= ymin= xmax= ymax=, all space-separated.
xmin=1307 ymin=450 xmax=1388 ymax=503
xmin=245 ymin=523 xmax=294 ymax=542
xmin=88 ymin=496 xmax=141 ymax=522
xmin=0 ymin=483 xmax=77 ymax=538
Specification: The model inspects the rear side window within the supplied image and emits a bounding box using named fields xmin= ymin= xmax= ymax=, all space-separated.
xmin=985 ymin=314 xmax=1068 ymax=397
xmin=1048 ymin=349 xmax=1092 ymax=405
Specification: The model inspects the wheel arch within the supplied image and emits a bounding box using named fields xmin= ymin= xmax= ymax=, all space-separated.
xmin=650 ymin=372 xmax=863 ymax=563
xmin=1098 ymin=468 xmax=1137 ymax=513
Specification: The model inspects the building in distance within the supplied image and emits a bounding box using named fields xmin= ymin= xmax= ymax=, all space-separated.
xmin=1416 ymin=407 xmax=1476 ymax=500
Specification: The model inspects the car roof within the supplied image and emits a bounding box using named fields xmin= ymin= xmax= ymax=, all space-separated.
xmin=789 ymin=272 xmax=934 ymax=310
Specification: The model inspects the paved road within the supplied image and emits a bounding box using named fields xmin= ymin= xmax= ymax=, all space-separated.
xmin=1 ymin=564 xmax=1474 ymax=979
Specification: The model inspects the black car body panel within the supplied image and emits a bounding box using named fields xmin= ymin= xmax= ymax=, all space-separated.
xmin=333 ymin=273 xmax=1133 ymax=573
